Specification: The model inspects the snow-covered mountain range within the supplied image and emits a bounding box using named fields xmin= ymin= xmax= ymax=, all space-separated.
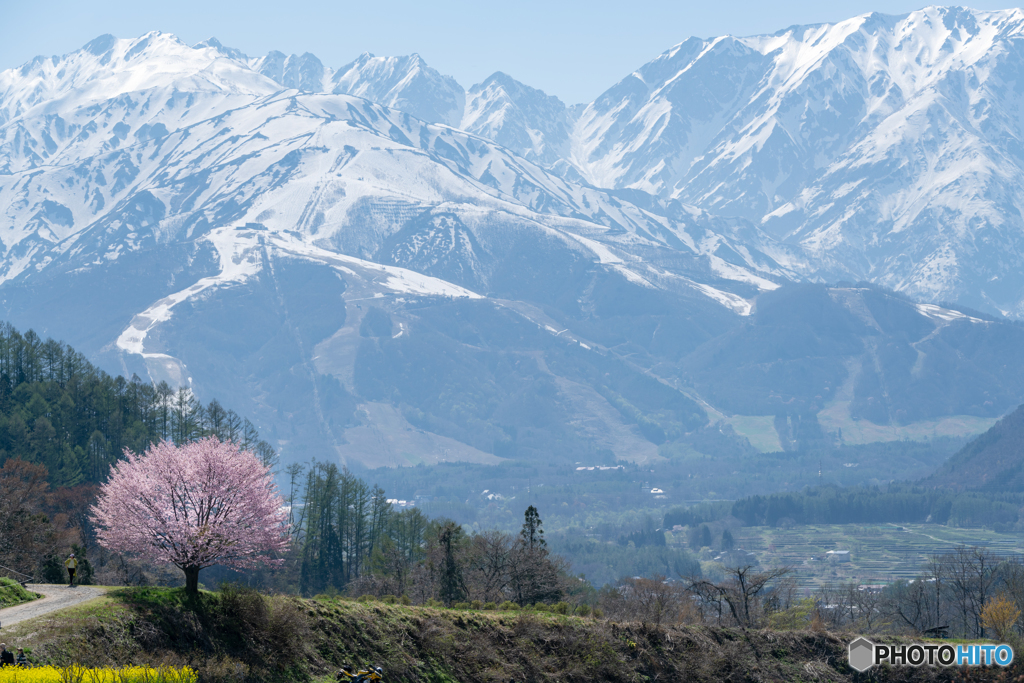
xmin=236 ymin=6 xmax=1024 ymax=318
xmin=573 ymin=6 xmax=1024 ymax=317
xmin=3 ymin=8 xmax=1024 ymax=465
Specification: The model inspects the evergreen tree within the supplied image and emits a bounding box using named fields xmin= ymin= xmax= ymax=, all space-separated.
xmin=437 ymin=521 xmax=466 ymax=606
xmin=521 ymin=505 xmax=546 ymax=549
xmin=700 ymin=524 xmax=713 ymax=548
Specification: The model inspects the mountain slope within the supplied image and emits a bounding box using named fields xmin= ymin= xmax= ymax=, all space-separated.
xmin=0 ymin=34 xmax=791 ymax=466
xmin=925 ymin=402 xmax=1024 ymax=491
xmin=572 ymin=7 xmax=1024 ymax=316
xmin=254 ymin=50 xmax=326 ymax=92
xmin=682 ymin=284 xmax=1024 ymax=443
xmin=5 ymin=26 xmax=1024 ymax=467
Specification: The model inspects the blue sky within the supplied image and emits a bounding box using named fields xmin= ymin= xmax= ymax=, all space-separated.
xmin=3 ymin=1 xmax=1020 ymax=103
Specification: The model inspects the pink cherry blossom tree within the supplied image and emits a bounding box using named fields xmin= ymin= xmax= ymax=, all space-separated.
xmin=91 ymin=437 xmax=290 ymax=594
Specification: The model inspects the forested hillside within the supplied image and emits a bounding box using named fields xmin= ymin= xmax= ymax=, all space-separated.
xmin=925 ymin=403 xmax=1024 ymax=491
xmin=725 ymin=485 xmax=1023 ymax=529
xmin=0 ymin=322 xmax=275 ymax=486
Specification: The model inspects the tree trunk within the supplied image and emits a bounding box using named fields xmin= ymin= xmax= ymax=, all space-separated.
xmin=183 ymin=565 xmax=201 ymax=595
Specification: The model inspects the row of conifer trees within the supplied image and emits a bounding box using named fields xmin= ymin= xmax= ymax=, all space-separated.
xmin=0 ymin=323 xmax=275 ymax=486
xmin=292 ymin=461 xmax=566 ymax=603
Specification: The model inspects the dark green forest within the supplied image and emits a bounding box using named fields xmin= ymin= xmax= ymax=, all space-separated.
xmin=0 ymin=322 xmax=275 ymax=486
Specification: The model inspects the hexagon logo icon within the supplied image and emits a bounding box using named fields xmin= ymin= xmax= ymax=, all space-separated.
xmin=849 ymin=637 xmax=875 ymax=672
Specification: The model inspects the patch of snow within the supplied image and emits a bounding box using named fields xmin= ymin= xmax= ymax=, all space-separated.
xmin=269 ymin=230 xmax=481 ymax=299
xmin=915 ymin=303 xmax=986 ymax=324
xmin=708 ymin=254 xmax=780 ymax=291
xmin=116 ymin=225 xmax=263 ymax=356
xmin=688 ymin=281 xmax=754 ymax=316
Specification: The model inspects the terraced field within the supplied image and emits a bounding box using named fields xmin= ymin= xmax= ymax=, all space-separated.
xmin=727 ymin=524 xmax=1024 ymax=590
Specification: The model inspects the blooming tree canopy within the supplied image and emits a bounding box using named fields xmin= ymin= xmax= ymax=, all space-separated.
xmin=91 ymin=437 xmax=290 ymax=593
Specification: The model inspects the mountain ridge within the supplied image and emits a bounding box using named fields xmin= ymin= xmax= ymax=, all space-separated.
xmin=5 ymin=13 xmax=1024 ymax=466
xmin=7 ymin=7 xmax=1020 ymax=315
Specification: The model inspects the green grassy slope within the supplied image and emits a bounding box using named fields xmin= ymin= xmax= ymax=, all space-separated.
xmin=0 ymin=577 xmax=40 ymax=607
xmin=0 ymin=586 xmax=1017 ymax=682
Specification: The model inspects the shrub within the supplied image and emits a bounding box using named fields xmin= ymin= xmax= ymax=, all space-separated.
xmin=592 ymin=607 xmax=604 ymax=619
xmin=470 ymin=600 xmax=483 ymax=610
xmin=574 ymin=604 xmax=592 ymax=617
xmin=982 ymin=594 xmax=1021 ymax=641
xmin=425 ymin=598 xmax=443 ymax=608
xmin=498 ymin=601 xmax=520 ymax=611
xmin=219 ymin=583 xmax=269 ymax=627
xmin=453 ymin=602 xmax=471 ymax=610
xmin=39 ymin=555 xmax=65 ymax=584
xmin=483 ymin=602 xmax=497 ymax=610
xmin=357 ymin=595 xmax=376 ymax=603
xmin=381 ymin=595 xmax=397 ymax=604
xmin=767 ymin=597 xmax=815 ymax=630
xmin=400 ymin=595 xmax=412 ymax=605
xmin=551 ymin=602 xmax=570 ymax=615
xmin=313 ymin=585 xmax=341 ymax=601
xmin=217 ymin=585 xmax=310 ymax=671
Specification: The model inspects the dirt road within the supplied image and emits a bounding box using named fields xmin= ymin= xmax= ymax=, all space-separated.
xmin=0 ymin=584 xmax=104 ymax=628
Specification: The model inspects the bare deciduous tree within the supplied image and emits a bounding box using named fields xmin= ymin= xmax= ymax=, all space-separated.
xmin=465 ymin=530 xmax=514 ymax=603
xmin=940 ymin=546 xmax=998 ymax=638
xmin=0 ymin=459 xmax=79 ymax=578
xmin=685 ymin=565 xmax=792 ymax=628
xmin=612 ymin=576 xmax=686 ymax=626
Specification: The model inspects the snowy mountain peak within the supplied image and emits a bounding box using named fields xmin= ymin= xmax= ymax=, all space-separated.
xmin=6 ymin=9 xmax=1024 ymax=318
xmin=329 ymin=52 xmax=464 ymax=125
xmin=254 ymin=50 xmax=326 ymax=92
xmin=192 ymin=37 xmax=248 ymax=61
xmin=471 ymin=71 xmax=537 ymax=97
xmin=462 ymin=71 xmax=572 ymax=165
xmin=0 ymin=32 xmax=276 ymax=125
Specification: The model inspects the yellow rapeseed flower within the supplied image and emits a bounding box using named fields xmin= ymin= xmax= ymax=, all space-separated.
xmin=0 ymin=666 xmax=196 ymax=683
